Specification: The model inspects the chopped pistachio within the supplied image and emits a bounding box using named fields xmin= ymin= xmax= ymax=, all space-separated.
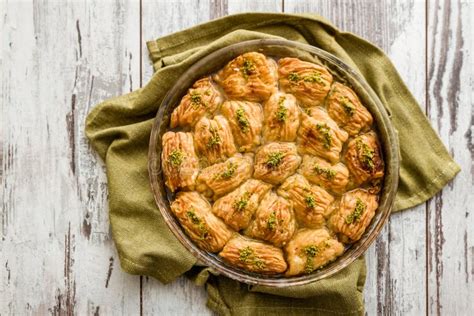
xmin=168 ymin=150 xmax=184 ymax=168
xmin=314 ymin=164 xmax=337 ymax=180
xmin=303 ymin=71 xmax=324 ymax=84
xmin=356 ymin=138 xmax=375 ymax=171
xmin=236 ymin=107 xmax=250 ymax=133
xmin=207 ymin=128 xmax=221 ymax=148
xmin=266 ymin=152 xmax=284 ymax=169
xmin=345 ymin=198 xmax=366 ymax=224
xmin=339 ymin=96 xmax=356 ymax=116
xmin=276 ymin=96 xmax=288 ymax=122
xmin=241 ymin=59 xmax=256 ymax=78
xmin=233 ymin=192 xmax=250 ymax=212
xmin=186 ymin=208 xmax=208 ymax=239
xmin=288 ymin=72 xmax=300 ymax=83
xmin=316 ymin=123 xmax=332 ymax=149
xmin=305 ymin=195 xmax=316 ymax=209
xmin=220 ymin=162 xmax=237 ymax=179
xmin=239 ymin=246 xmax=266 ymax=269
xmin=267 ymin=211 xmax=277 ymax=231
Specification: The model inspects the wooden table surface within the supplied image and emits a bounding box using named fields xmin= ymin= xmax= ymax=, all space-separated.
xmin=1 ymin=0 xmax=473 ymax=315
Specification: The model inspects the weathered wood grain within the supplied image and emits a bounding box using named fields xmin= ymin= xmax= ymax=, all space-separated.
xmin=427 ymin=0 xmax=474 ymax=314
xmin=0 ymin=1 xmax=141 ymax=314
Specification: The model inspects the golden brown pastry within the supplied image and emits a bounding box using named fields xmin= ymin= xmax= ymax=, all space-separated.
xmin=161 ymin=131 xmax=199 ymax=192
xmin=245 ymin=191 xmax=297 ymax=247
xmin=170 ymin=77 xmax=223 ymax=128
xmin=285 ymin=229 xmax=344 ymax=276
xmin=329 ymin=189 xmax=379 ymax=242
xmin=194 ymin=115 xmax=237 ymax=165
xmin=213 ymin=52 xmax=278 ymax=102
xmin=278 ymin=174 xmax=334 ymax=228
xmin=212 ymin=179 xmax=272 ymax=231
xmin=220 ymin=100 xmax=263 ymax=152
xmin=326 ymin=82 xmax=373 ymax=136
xmin=262 ymin=92 xmax=300 ymax=142
xmin=170 ymin=191 xmax=232 ymax=252
xmin=278 ymin=57 xmax=333 ymax=107
xmin=196 ymin=154 xmax=253 ymax=199
xmin=297 ymin=108 xmax=348 ymax=163
xmin=219 ymin=235 xmax=287 ymax=274
xmin=298 ymin=155 xmax=349 ymax=194
xmin=253 ymin=142 xmax=302 ymax=185
xmin=344 ymin=132 xmax=384 ymax=185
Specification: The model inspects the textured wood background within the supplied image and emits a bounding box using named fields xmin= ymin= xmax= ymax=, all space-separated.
xmin=1 ymin=0 xmax=473 ymax=314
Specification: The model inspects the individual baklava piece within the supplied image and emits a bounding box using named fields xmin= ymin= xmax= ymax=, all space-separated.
xmin=326 ymin=82 xmax=373 ymax=136
xmin=219 ymin=235 xmax=287 ymax=274
xmin=278 ymin=57 xmax=333 ymax=107
xmin=278 ymin=174 xmax=334 ymax=228
xmin=194 ymin=115 xmax=237 ymax=165
xmin=213 ymin=52 xmax=278 ymax=102
xmin=170 ymin=191 xmax=232 ymax=253
xmin=161 ymin=131 xmax=199 ymax=192
xmin=196 ymin=154 xmax=253 ymax=199
xmin=170 ymin=77 xmax=223 ymax=128
xmin=297 ymin=108 xmax=348 ymax=163
xmin=262 ymin=92 xmax=300 ymax=142
xmin=253 ymin=142 xmax=302 ymax=185
xmin=212 ymin=179 xmax=272 ymax=231
xmin=344 ymin=131 xmax=384 ymax=185
xmin=298 ymin=155 xmax=349 ymax=194
xmin=285 ymin=229 xmax=344 ymax=276
xmin=329 ymin=189 xmax=379 ymax=243
xmin=245 ymin=191 xmax=297 ymax=247
xmin=220 ymin=100 xmax=263 ymax=152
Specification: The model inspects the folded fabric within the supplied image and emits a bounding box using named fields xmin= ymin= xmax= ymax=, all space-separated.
xmin=85 ymin=13 xmax=460 ymax=315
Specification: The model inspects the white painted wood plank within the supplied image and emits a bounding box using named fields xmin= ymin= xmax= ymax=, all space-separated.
xmin=427 ymin=0 xmax=474 ymax=314
xmin=140 ymin=1 xmax=213 ymax=314
xmin=0 ymin=1 xmax=141 ymax=314
xmin=284 ymin=1 xmax=427 ymax=315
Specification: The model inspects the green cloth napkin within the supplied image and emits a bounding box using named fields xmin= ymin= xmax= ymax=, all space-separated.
xmin=85 ymin=13 xmax=460 ymax=315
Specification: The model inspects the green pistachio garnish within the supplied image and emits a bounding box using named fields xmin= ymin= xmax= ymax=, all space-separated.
xmin=186 ymin=208 xmax=208 ymax=239
xmin=305 ymin=195 xmax=316 ymax=209
xmin=345 ymin=198 xmax=366 ymax=224
xmin=239 ymin=246 xmax=265 ymax=269
xmin=288 ymin=72 xmax=300 ymax=83
xmin=168 ymin=150 xmax=184 ymax=168
xmin=356 ymin=138 xmax=375 ymax=171
xmin=339 ymin=96 xmax=356 ymax=116
xmin=316 ymin=123 xmax=332 ymax=149
xmin=303 ymin=71 xmax=324 ymax=84
xmin=276 ymin=96 xmax=288 ymax=122
xmin=267 ymin=211 xmax=277 ymax=231
xmin=236 ymin=107 xmax=250 ymax=133
xmin=314 ymin=164 xmax=337 ymax=180
xmin=266 ymin=152 xmax=284 ymax=169
xmin=207 ymin=128 xmax=221 ymax=148
xmin=220 ymin=162 xmax=237 ymax=179
xmin=302 ymin=241 xmax=331 ymax=274
xmin=241 ymin=59 xmax=256 ymax=79
xmin=233 ymin=192 xmax=250 ymax=212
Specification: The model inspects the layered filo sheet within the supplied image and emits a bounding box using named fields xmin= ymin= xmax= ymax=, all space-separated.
xmin=161 ymin=131 xmax=199 ymax=192
xmin=194 ymin=115 xmax=237 ymax=165
xmin=278 ymin=57 xmax=333 ymax=107
xmin=298 ymin=155 xmax=349 ymax=194
xmin=212 ymin=179 xmax=272 ymax=231
xmin=213 ymin=52 xmax=278 ymax=102
xmin=219 ymin=235 xmax=288 ymax=274
xmin=344 ymin=131 xmax=384 ymax=185
xmin=170 ymin=191 xmax=232 ymax=252
xmin=297 ymin=108 xmax=349 ymax=163
xmin=262 ymin=92 xmax=300 ymax=142
xmin=278 ymin=174 xmax=334 ymax=229
xmin=171 ymin=77 xmax=223 ymax=128
xmin=220 ymin=100 xmax=263 ymax=152
xmin=253 ymin=142 xmax=302 ymax=185
xmin=329 ymin=189 xmax=379 ymax=243
xmin=245 ymin=191 xmax=297 ymax=247
xmin=326 ymin=82 xmax=373 ymax=136
xmin=285 ymin=229 xmax=344 ymax=276
xmin=196 ymin=154 xmax=253 ymax=199
xmin=162 ymin=53 xmax=386 ymax=277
